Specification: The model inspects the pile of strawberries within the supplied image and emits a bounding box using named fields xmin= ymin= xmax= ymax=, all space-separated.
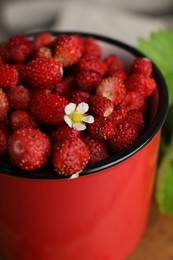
xmin=0 ymin=32 xmax=157 ymax=176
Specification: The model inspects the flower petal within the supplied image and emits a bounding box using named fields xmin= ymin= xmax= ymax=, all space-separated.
xmin=82 ymin=115 xmax=94 ymax=124
xmin=64 ymin=115 xmax=73 ymax=127
xmin=77 ymin=102 xmax=89 ymax=114
xmin=70 ymin=172 xmax=80 ymax=179
xmin=73 ymin=123 xmax=86 ymax=131
xmin=65 ymin=103 xmax=76 ymax=115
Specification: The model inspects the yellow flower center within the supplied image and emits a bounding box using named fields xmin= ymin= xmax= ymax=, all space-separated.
xmin=70 ymin=111 xmax=83 ymax=123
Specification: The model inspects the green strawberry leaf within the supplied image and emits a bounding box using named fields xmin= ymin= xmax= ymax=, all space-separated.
xmin=156 ymin=135 xmax=173 ymax=213
xmin=137 ymin=28 xmax=173 ymax=105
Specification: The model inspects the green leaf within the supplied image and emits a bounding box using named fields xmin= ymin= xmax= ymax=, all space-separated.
xmin=160 ymin=105 xmax=173 ymax=145
xmin=156 ymin=137 xmax=173 ymax=213
xmin=137 ymin=28 xmax=173 ymax=105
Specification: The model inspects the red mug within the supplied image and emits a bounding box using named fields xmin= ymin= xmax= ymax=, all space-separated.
xmin=0 ymin=32 xmax=168 ymax=260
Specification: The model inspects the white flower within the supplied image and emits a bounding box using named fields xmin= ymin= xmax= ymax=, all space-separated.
xmin=70 ymin=172 xmax=80 ymax=179
xmin=64 ymin=102 xmax=94 ymax=131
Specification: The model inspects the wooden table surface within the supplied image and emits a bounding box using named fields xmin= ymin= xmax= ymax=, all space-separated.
xmin=128 ymin=202 xmax=173 ymax=260
xmin=1 ymin=201 xmax=173 ymax=260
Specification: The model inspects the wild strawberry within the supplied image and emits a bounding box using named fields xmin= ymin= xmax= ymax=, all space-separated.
xmin=108 ymin=107 xmax=127 ymax=125
xmin=108 ymin=122 xmax=137 ymax=152
xmin=29 ymin=88 xmax=51 ymax=99
xmin=64 ymin=75 xmax=76 ymax=89
xmin=0 ymin=129 xmax=7 ymax=156
xmin=0 ymin=118 xmax=11 ymax=139
xmin=88 ymin=117 xmax=115 ymax=140
xmin=0 ymin=88 xmax=9 ymax=120
xmin=14 ymin=63 xmax=25 ymax=74
xmin=66 ymin=89 xmax=91 ymax=104
xmin=32 ymin=47 xmax=52 ymax=59
xmin=82 ymin=37 xmax=102 ymax=58
xmin=125 ymin=110 xmax=145 ymax=135
xmin=29 ymin=92 xmax=68 ymax=125
xmin=8 ymin=127 xmax=51 ymax=170
xmin=104 ymin=54 xmax=123 ymax=75
xmin=52 ymin=80 xmax=68 ymax=96
xmin=75 ymin=56 xmax=107 ymax=76
xmin=50 ymin=123 xmax=81 ymax=143
xmin=131 ymin=58 xmax=153 ymax=77
xmin=76 ymin=70 xmax=101 ymax=91
xmin=96 ymin=77 xmax=126 ymax=105
xmin=0 ymin=56 xmax=4 ymax=65
xmin=120 ymin=91 xmax=146 ymax=112
xmin=52 ymin=137 xmax=90 ymax=175
xmin=7 ymin=34 xmax=32 ymax=63
xmin=53 ymin=34 xmax=83 ymax=67
xmin=33 ymin=32 xmax=53 ymax=48
xmin=81 ymin=136 xmax=108 ymax=163
xmin=10 ymin=110 xmax=37 ymax=131
xmin=111 ymin=69 xmax=127 ymax=82
xmin=20 ymin=57 xmax=63 ymax=89
xmin=125 ymin=73 xmax=156 ymax=98
xmin=89 ymin=96 xmax=114 ymax=117
xmin=6 ymin=85 xmax=30 ymax=110
xmin=0 ymin=64 xmax=18 ymax=89
xmin=0 ymin=43 xmax=9 ymax=61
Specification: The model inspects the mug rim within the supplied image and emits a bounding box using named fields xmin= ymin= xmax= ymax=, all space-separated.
xmin=0 ymin=31 xmax=169 ymax=179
